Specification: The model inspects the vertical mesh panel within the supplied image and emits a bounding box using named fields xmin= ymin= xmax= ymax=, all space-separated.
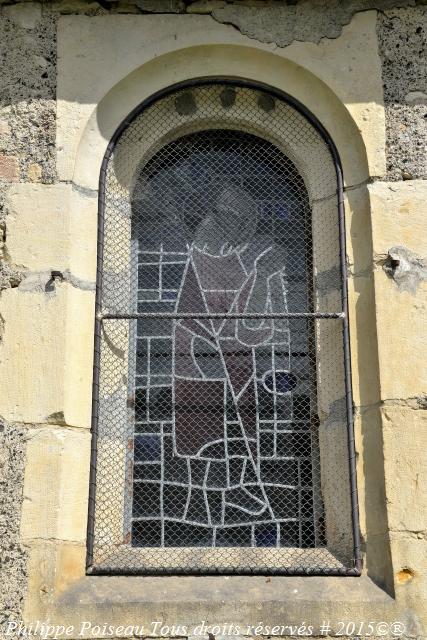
xmin=89 ymin=82 xmax=359 ymax=574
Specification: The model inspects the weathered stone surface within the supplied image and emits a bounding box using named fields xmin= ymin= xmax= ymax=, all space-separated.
xmin=0 ymin=118 xmax=11 ymax=136
xmin=382 ymin=407 xmax=427 ymax=534
xmin=0 ymin=418 xmax=28 ymax=633
xmin=405 ymin=90 xmax=427 ymax=105
xmin=49 ymin=1 xmax=106 ymax=14
xmin=353 ymin=405 xmax=394 ymax=593
xmin=388 ymin=534 xmax=427 ymax=633
xmin=347 ymin=275 xmax=381 ymax=408
xmin=0 ymin=283 xmax=95 ymax=427
xmin=369 ymin=180 xmax=427 ymax=259
xmin=0 ymin=8 xmax=56 ymax=184
xmin=21 ymin=427 xmax=91 ymax=542
xmin=24 ymin=571 xmax=397 ymax=637
xmin=0 ymin=260 xmax=23 ymax=291
xmin=26 ymin=162 xmax=42 ymax=181
xmin=211 ymin=0 xmax=419 ymax=47
xmin=5 ymin=183 xmax=97 ymax=282
xmin=377 ymin=6 xmax=427 ymax=180
xmin=373 ymin=270 xmax=427 ymax=401
xmin=345 ymin=184 xmax=375 ymax=277
xmin=367 ymin=180 xmax=427 ymax=400
xmin=382 ymin=245 xmax=427 ymax=293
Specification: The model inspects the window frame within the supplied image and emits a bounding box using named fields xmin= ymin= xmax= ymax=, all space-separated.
xmin=86 ymin=77 xmax=361 ymax=576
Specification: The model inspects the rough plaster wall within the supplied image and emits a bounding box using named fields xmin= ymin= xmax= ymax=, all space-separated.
xmin=0 ymin=420 xmax=27 ymax=634
xmin=377 ymin=6 xmax=427 ymax=180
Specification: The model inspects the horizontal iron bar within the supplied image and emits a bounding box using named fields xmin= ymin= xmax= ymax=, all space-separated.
xmin=87 ymin=564 xmax=361 ymax=577
xmin=99 ymin=312 xmax=345 ymax=320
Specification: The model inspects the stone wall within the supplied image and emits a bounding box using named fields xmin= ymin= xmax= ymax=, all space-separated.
xmin=0 ymin=1 xmax=425 ymax=638
xmin=0 ymin=4 xmax=56 ymax=632
xmin=377 ymin=5 xmax=427 ymax=180
xmin=0 ymin=2 xmax=56 ymax=290
xmin=0 ymin=420 xmax=27 ymax=635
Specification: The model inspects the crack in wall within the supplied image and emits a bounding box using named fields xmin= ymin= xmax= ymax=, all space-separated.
xmin=355 ymin=396 xmax=427 ymax=413
xmin=17 ymin=269 xmax=96 ymax=293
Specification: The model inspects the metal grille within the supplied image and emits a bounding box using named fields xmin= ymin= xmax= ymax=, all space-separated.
xmin=88 ymin=81 xmax=361 ymax=575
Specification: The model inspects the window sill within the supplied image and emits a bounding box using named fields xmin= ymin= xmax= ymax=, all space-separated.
xmin=56 ymin=575 xmax=395 ymax=632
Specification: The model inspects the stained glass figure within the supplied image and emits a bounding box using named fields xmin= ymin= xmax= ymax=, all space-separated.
xmin=131 ymin=130 xmax=318 ymax=549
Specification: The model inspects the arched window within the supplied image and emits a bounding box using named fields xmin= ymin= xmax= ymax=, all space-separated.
xmin=88 ymin=81 xmax=360 ymax=575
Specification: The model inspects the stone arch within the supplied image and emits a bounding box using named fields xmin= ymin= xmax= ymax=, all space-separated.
xmin=70 ymin=44 xmax=371 ymax=192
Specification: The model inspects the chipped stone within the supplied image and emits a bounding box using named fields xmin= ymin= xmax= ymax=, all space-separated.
xmin=45 ymin=411 xmax=67 ymax=425
xmin=18 ymin=269 xmax=95 ymax=293
xmin=382 ymin=245 xmax=427 ymax=293
xmin=0 ymin=0 xmax=426 ymax=631
xmin=415 ymin=395 xmax=427 ymax=409
xmin=61 ymin=269 xmax=96 ymax=291
xmin=17 ymin=270 xmax=54 ymax=293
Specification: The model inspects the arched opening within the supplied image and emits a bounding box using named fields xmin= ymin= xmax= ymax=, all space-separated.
xmin=88 ymin=80 xmax=360 ymax=575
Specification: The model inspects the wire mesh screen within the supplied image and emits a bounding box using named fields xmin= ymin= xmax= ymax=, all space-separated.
xmin=89 ymin=82 xmax=359 ymax=575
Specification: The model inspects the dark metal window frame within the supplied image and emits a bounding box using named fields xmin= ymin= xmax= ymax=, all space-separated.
xmin=86 ymin=77 xmax=362 ymax=576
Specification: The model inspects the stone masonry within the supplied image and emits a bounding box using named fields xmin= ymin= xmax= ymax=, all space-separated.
xmin=0 ymin=1 xmax=425 ymax=638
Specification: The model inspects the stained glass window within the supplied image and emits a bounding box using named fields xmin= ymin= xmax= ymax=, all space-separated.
xmin=131 ymin=130 xmax=320 ymax=550
xmin=89 ymin=82 xmax=360 ymax=575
